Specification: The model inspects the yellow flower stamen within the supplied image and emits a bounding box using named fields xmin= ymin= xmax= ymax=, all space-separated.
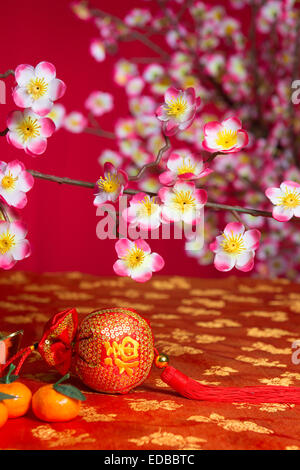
xmin=221 ymin=232 xmax=245 ymax=255
xmin=216 ymin=129 xmax=238 ymax=149
xmin=17 ymin=116 xmax=41 ymax=142
xmin=165 ymin=96 xmax=188 ymax=118
xmin=27 ymin=77 xmax=48 ymax=100
xmin=0 ymin=230 xmax=15 ymax=255
xmin=97 ymin=173 xmax=120 ymax=193
xmin=1 ymin=172 xmax=18 ymax=190
xmin=177 ymin=158 xmax=196 ymax=175
xmin=278 ymin=189 xmax=300 ymax=209
xmin=138 ymin=196 xmax=157 ymax=217
xmin=122 ymin=245 xmax=145 ymax=269
xmin=172 ymin=190 xmax=196 ymax=212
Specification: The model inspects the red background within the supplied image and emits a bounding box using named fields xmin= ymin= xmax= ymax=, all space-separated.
xmin=0 ymin=0 xmax=249 ymax=278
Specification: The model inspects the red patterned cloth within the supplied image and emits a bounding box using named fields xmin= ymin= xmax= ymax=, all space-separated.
xmin=0 ymin=271 xmax=300 ymax=450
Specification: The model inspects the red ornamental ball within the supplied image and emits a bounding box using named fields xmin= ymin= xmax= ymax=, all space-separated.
xmin=72 ymin=308 xmax=154 ymax=394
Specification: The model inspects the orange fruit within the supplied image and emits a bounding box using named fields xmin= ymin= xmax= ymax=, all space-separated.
xmin=32 ymin=374 xmax=86 ymax=422
xmin=0 ymin=365 xmax=32 ymax=418
xmin=0 ymin=381 xmax=32 ymax=418
xmin=0 ymin=403 xmax=8 ymax=428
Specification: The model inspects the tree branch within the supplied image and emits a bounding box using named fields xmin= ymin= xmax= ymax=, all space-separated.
xmin=0 ymin=70 xmax=14 ymax=79
xmin=27 ymin=169 xmax=300 ymax=223
xmin=89 ymin=8 xmax=170 ymax=60
xmin=129 ymin=134 xmax=171 ymax=181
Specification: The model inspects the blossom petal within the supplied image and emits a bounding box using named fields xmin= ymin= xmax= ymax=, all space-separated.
xmin=272 ymin=205 xmax=294 ymax=222
xmin=131 ymin=268 xmax=153 ymax=283
xmin=265 ymin=187 xmax=283 ymax=205
xmin=135 ymin=238 xmax=151 ymax=254
xmin=7 ymin=110 xmax=24 ymax=130
xmin=0 ymin=190 xmax=27 ymax=209
xmin=26 ymin=137 xmax=48 ymax=156
xmin=9 ymin=221 xmax=28 ymax=239
xmin=11 ymin=239 xmax=31 ymax=260
xmin=0 ymin=253 xmax=16 ymax=270
xmin=214 ymin=252 xmax=235 ymax=271
xmin=32 ymin=98 xmax=54 ymax=117
xmin=13 ymin=87 xmax=33 ymax=108
xmin=48 ymin=78 xmax=66 ymax=101
xmin=223 ymin=222 xmax=245 ymax=237
xmin=221 ymin=117 xmax=242 ymax=132
xmin=235 ymin=252 xmax=254 ymax=272
xmin=39 ymin=117 xmax=56 ymax=137
xmin=15 ymin=64 xmax=35 ymax=86
xmin=35 ymin=61 xmax=56 ymax=81
xmin=163 ymin=119 xmax=179 ymax=136
xmin=113 ymin=259 xmax=129 ymax=277
xmin=115 ymin=238 xmax=133 ymax=257
xmin=164 ymin=87 xmax=180 ymax=103
xmin=159 ymin=170 xmax=176 ymax=186
xmin=203 ymin=121 xmax=222 ymax=136
xmin=280 ymin=181 xmax=300 ymax=194
xmin=243 ymin=229 xmax=261 ymax=250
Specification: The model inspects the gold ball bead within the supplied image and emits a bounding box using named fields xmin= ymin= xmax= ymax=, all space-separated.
xmin=155 ymin=353 xmax=169 ymax=369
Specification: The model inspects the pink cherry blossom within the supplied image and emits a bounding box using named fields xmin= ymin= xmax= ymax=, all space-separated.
xmin=0 ymin=221 xmax=31 ymax=270
xmin=159 ymin=181 xmax=207 ymax=224
xmin=7 ymin=109 xmax=55 ymax=156
xmin=265 ymin=181 xmax=300 ymax=222
xmin=156 ymin=87 xmax=201 ymax=136
xmin=113 ymin=238 xmax=164 ymax=282
xmin=122 ymin=193 xmax=162 ymax=231
xmin=124 ymin=9 xmax=152 ymax=27
xmin=159 ymin=152 xmax=213 ymax=186
xmin=13 ymin=62 xmax=66 ymax=117
xmin=90 ymin=39 xmax=106 ymax=62
xmin=94 ymin=162 xmax=128 ymax=206
xmin=46 ymin=103 xmax=66 ymax=130
xmin=0 ymin=160 xmax=34 ymax=209
xmin=63 ymin=111 xmax=88 ymax=133
xmin=209 ymin=222 xmax=261 ymax=272
xmin=202 ymin=117 xmax=248 ymax=153
xmin=85 ymin=91 xmax=113 ymax=116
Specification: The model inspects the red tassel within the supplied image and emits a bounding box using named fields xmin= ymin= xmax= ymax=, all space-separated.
xmin=161 ymin=366 xmax=300 ymax=404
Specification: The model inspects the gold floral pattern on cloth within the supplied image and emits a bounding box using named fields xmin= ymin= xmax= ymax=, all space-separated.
xmin=0 ymin=272 xmax=300 ymax=450
xmin=128 ymin=431 xmax=206 ymax=450
xmin=187 ymin=414 xmax=274 ymax=434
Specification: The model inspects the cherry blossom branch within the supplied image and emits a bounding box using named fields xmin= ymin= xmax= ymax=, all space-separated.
xmin=84 ymin=127 xmax=116 ymax=140
xmin=249 ymin=0 xmax=263 ymax=124
xmin=129 ymin=134 xmax=171 ymax=181
xmin=27 ymin=169 xmax=300 ymax=223
xmin=289 ymin=9 xmax=300 ymax=168
xmin=0 ymin=129 xmax=8 ymax=136
xmin=0 ymin=70 xmax=14 ymax=79
xmin=0 ymin=202 xmax=9 ymax=222
xmin=27 ymin=170 xmax=94 ymax=189
xmin=89 ymin=8 xmax=170 ymax=60
xmin=84 ymin=112 xmax=116 ymax=140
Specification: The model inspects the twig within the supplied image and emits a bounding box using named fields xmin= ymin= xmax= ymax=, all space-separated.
xmin=27 ymin=170 xmax=94 ymax=189
xmin=90 ymin=8 xmax=169 ymax=60
xmin=0 ymin=128 xmax=8 ymax=137
xmin=26 ymin=169 xmax=300 ymax=223
xmin=0 ymin=70 xmax=14 ymax=79
xmin=0 ymin=202 xmax=9 ymax=222
xmin=84 ymin=127 xmax=116 ymax=140
xmin=128 ymin=134 xmax=171 ymax=181
xmin=231 ymin=210 xmax=250 ymax=230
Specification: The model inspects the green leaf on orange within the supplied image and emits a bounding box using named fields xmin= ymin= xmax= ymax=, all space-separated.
xmin=0 ymin=392 xmax=17 ymax=401
xmin=53 ymin=384 xmax=86 ymax=401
